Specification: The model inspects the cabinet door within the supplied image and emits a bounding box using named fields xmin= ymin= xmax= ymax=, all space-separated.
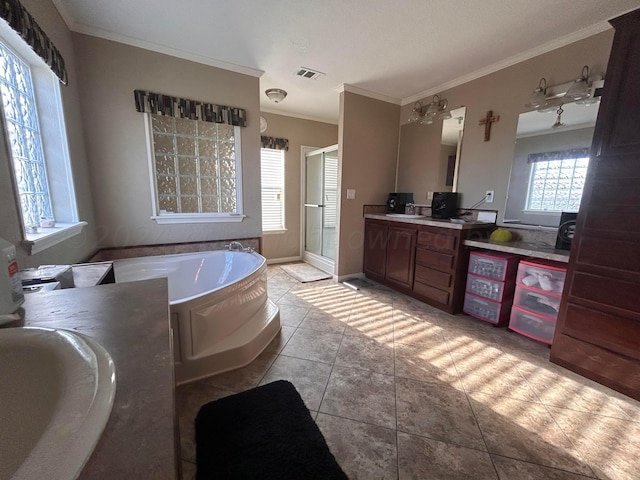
xmin=550 ymin=8 xmax=640 ymax=401
xmin=386 ymin=225 xmax=417 ymax=289
xmin=363 ymin=220 xmax=388 ymax=280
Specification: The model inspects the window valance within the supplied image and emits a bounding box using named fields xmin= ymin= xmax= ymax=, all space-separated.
xmin=261 ymin=136 xmax=289 ymax=151
xmin=0 ymin=0 xmax=68 ymax=84
xmin=133 ymin=90 xmax=247 ymax=127
xmin=527 ymin=148 xmax=590 ymax=164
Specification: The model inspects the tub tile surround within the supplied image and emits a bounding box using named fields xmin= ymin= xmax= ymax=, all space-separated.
xmin=176 ymin=265 xmax=640 ymax=480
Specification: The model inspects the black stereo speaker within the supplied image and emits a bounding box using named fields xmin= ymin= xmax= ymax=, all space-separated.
xmin=556 ymin=212 xmax=578 ymax=250
xmin=386 ymin=192 xmax=413 ymax=213
xmin=431 ymin=192 xmax=459 ymax=219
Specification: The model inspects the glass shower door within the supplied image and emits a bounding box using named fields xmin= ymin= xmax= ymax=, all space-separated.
xmin=304 ymin=146 xmax=338 ymax=271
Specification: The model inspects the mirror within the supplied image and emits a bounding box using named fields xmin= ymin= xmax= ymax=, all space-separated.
xmin=503 ymin=101 xmax=599 ymax=227
xmin=397 ymin=107 xmax=466 ymax=200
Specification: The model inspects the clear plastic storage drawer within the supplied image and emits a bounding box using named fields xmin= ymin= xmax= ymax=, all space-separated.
xmin=516 ymin=260 xmax=567 ymax=294
xmin=465 ymin=273 xmax=513 ymax=302
xmin=509 ymin=306 xmax=557 ymax=345
xmin=463 ymin=292 xmax=511 ymax=325
xmin=468 ymin=252 xmax=520 ymax=281
xmin=513 ymin=285 xmax=561 ymax=319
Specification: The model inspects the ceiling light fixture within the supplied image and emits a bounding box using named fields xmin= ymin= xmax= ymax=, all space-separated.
xmin=265 ymin=88 xmax=287 ymax=103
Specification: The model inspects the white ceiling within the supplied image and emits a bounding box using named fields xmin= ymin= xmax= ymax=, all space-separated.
xmin=52 ymin=0 xmax=639 ymax=124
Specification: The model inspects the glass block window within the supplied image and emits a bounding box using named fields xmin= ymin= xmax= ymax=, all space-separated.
xmin=0 ymin=41 xmax=53 ymax=228
xmin=526 ymin=156 xmax=589 ymax=212
xmin=149 ymin=114 xmax=241 ymax=215
xmin=260 ymin=148 xmax=285 ymax=232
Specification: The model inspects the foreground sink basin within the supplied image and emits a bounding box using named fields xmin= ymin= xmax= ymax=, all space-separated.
xmin=0 ymin=327 xmax=116 ymax=480
xmin=386 ymin=213 xmax=426 ymax=218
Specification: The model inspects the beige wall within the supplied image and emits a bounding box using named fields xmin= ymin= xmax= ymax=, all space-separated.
xmin=73 ymin=34 xmax=261 ymax=248
xmin=259 ymin=112 xmax=338 ymax=261
xmin=397 ymin=30 xmax=615 ymax=218
xmin=337 ymin=91 xmax=400 ymax=277
xmin=0 ymin=0 xmax=97 ymax=267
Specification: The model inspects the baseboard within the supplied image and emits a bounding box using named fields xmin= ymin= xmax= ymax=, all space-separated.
xmin=336 ymin=272 xmax=365 ymax=282
xmin=266 ymin=256 xmax=302 ymax=265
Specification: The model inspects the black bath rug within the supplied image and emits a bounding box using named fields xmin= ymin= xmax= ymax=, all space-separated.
xmin=195 ymin=380 xmax=348 ymax=480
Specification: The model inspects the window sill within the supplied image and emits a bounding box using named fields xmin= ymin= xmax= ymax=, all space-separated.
xmin=22 ymin=222 xmax=87 ymax=255
xmin=262 ymin=229 xmax=287 ymax=235
xmin=151 ymin=213 xmax=246 ymax=225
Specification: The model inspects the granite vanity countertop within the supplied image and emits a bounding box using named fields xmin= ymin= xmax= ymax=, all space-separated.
xmin=464 ymin=238 xmax=570 ymax=263
xmin=364 ymin=213 xmax=495 ymax=230
xmin=22 ymin=279 xmax=177 ymax=479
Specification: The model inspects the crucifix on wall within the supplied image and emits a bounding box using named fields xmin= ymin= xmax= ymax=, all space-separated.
xmin=479 ymin=110 xmax=500 ymax=142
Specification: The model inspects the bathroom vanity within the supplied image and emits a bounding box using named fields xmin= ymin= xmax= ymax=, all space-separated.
xmin=21 ymin=279 xmax=178 ymax=479
xmin=363 ymin=215 xmax=492 ymax=313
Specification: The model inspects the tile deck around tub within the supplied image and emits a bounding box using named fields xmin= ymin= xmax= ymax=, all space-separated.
xmin=176 ymin=264 xmax=640 ymax=480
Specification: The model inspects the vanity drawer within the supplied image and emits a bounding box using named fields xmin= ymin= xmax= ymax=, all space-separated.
xmin=415 ymin=265 xmax=452 ymax=290
xmin=414 ymin=281 xmax=450 ymax=305
xmin=417 ymin=227 xmax=457 ymax=253
xmin=416 ymin=248 xmax=454 ymax=273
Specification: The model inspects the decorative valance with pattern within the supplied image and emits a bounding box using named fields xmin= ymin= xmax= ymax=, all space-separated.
xmin=133 ymin=90 xmax=247 ymax=127
xmin=0 ymin=0 xmax=68 ymax=84
xmin=527 ymin=147 xmax=590 ymax=164
xmin=261 ymin=136 xmax=289 ymax=151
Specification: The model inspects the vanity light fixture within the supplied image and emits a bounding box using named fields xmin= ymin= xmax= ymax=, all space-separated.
xmin=564 ymin=66 xmax=591 ymax=101
xmin=265 ymin=88 xmax=288 ymax=103
xmin=415 ymin=94 xmax=451 ymax=125
xmin=407 ymin=101 xmax=425 ymax=123
xmin=525 ymin=78 xmax=548 ymax=109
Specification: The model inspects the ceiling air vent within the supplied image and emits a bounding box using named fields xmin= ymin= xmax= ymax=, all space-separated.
xmin=296 ymin=67 xmax=325 ymax=80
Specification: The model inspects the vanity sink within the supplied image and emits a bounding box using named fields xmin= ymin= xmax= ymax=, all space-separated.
xmin=386 ymin=213 xmax=426 ymax=218
xmin=0 ymin=327 xmax=116 ymax=480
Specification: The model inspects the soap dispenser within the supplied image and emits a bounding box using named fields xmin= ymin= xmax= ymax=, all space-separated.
xmin=0 ymin=237 xmax=25 ymax=315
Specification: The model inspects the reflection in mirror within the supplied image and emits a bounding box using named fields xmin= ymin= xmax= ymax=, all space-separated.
xmin=397 ymin=107 xmax=466 ymax=201
xmin=503 ymin=101 xmax=599 ymax=227
xmin=441 ymin=107 xmax=466 ymax=193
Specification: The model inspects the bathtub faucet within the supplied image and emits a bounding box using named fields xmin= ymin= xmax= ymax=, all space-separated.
xmin=226 ymin=241 xmax=244 ymax=251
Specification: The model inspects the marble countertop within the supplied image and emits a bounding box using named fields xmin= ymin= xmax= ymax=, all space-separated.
xmin=23 ymin=279 xmax=177 ymax=479
xmin=464 ymin=238 xmax=570 ymax=263
xmin=364 ymin=214 xmax=494 ymax=230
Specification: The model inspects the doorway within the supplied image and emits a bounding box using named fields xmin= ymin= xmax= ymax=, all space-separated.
xmin=302 ymin=145 xmax=339 ymax=274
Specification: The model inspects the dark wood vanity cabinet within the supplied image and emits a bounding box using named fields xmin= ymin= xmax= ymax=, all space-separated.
xmin=364 ymin=218 xmax=490 ymax=313
xmin=363 ymin=219 xmax=416 ymax=290
xmin=550 ymin=9 xmax=640 ymax=401
xmin=413 ymin=226 xmax=469 ymax=314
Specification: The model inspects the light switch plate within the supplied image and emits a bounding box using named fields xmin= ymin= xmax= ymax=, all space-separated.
xmin=346 ymin=189 xmax=356 ymax=200
xmin=427 ymin=191 xmax=434 ymax=201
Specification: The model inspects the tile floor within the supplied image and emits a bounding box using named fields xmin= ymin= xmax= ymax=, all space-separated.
xmin=177 ymin=265 xmax=640 ymax=480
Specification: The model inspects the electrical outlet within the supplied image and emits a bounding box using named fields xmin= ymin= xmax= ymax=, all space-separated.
xmin=485 ymin=190 xmax=494 ymax=203
xmin=346 ymin=188 xmax=356 ymax=200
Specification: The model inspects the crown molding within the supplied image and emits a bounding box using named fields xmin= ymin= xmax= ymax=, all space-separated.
xmin=337 ymin=84 xmax=402 ymax=105
xmin=69 ymin=22 xmax=264 ymax=78
xmin=260 ymin=107 xmax=338 ymax=125
xmin=402 ymin=21 xmax=613 ymax=105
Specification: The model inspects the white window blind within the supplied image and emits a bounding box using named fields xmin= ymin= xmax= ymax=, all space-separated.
xmin=261 ymin=148 xmax=285 ymax=232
